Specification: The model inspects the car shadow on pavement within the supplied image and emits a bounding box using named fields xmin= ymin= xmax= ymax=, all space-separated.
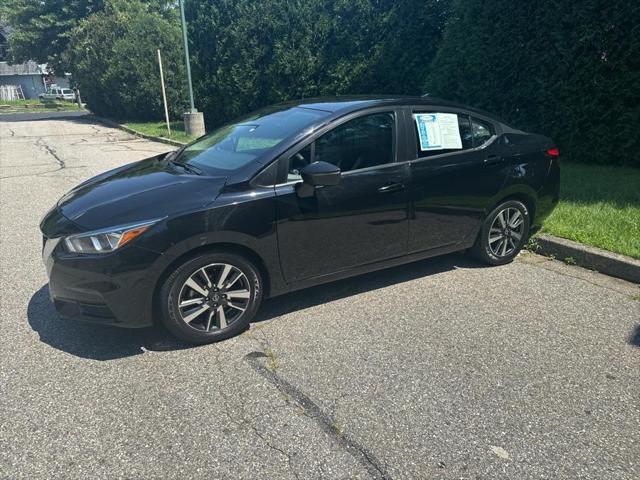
xmin=27 ymin=252 xmax=481 ymax=360
xmin=629 ymin=325 xmax=640 ymax=348
xmin=254 ymin=252 xmax=481 ymax=323
xmin=27 ymin=286 xmax=191 ymax=361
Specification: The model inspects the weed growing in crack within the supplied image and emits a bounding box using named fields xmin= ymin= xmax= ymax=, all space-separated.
xmin=332 ymin=421 xmax=345 ymax=436
xmin=265 ymin=348 xmax=279 ymax=372
xmin=525 ymin=235 xmax=540 ymax=252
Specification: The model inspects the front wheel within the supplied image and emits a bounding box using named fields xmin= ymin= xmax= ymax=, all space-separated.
xmin=470 ymin=200 xmax=530 ymax=266
xmin=159 ymin=251 xmax=262 ymax=344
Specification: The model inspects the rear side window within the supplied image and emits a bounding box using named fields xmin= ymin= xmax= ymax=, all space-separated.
xmin=413 ymin=112 xmax=473 ymax=157
xmin=471 ymin=117 xmax=495 ymax=146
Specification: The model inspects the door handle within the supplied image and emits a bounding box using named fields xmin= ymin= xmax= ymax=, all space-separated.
xmin=377 ymin=182 xmax=405 ymax=194
xmin=483 ymin=155 xmax=503 ymax=165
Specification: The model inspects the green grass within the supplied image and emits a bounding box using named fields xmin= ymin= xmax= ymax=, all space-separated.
xmin=122 ymin=120 xmax=196 ymax=144
xmin=0 ymin=98 xmax=84 ymax=113
xmin=540 ymin=162 xmax=640 ymax=259
xmin=1 ymin=99 xmax=44 ymax=105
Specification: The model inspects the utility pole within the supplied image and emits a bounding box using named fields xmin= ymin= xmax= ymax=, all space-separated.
xmin=179 ymin=0 xmax=205 ymax=137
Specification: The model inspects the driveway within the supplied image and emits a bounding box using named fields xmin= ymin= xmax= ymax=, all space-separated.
xmin=1 ymin=112 xmax=639 ymax=479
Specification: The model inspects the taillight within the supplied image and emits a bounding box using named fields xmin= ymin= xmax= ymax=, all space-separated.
xmin=546 ymin=147 xmax=560 ymax=157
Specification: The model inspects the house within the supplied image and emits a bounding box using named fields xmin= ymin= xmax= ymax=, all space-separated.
xmin=0 ymin=26 xmax=70 ymax=100
xmin=0 ymin=60 xmax=50 ymax=99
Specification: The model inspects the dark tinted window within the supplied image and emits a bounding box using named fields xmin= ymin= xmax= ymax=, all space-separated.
xmin=315 ymin=112 xmax=394 ymax=172
xmin=458 ymin=115 xmax=473 ymax=149
xmin=414 ymin=112 xmax=473 ymax=157
xmin=472 ymin=117 xmax=495 ymax=146
xmin=287 ymin=143 xmax=312 ymax=182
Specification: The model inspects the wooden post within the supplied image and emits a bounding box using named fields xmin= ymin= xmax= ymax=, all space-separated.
xmin=75 ymin=88 xmax=82 ymax=109
xmin=157 ymin=49 xmax=171 ymax=137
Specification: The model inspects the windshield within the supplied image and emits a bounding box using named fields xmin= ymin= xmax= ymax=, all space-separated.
xmin=173 ymin=106 xmax=328 ymax=175
xmin=62 ymin=89 xmax=73 ymax=94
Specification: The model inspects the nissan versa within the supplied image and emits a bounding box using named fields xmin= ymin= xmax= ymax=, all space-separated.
xmin=40 ymin=96 xmax=560 ymax=343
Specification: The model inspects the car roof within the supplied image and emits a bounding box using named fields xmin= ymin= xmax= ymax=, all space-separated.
xmin=272 ymin=95 xmax=498 ymax=120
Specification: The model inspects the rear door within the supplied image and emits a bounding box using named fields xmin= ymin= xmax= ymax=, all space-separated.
xmin=405 ymin=107 xmax=509 ymax=253
xmin=274 ymin=108 xmax=410 ymax=282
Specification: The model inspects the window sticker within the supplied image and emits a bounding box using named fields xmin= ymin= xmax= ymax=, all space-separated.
xmin=414 ymin=113 xmax=462 ymax=151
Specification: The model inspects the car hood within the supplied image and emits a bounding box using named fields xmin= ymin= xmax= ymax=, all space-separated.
xmin=55 ymin=155 xmax=227 ymax=231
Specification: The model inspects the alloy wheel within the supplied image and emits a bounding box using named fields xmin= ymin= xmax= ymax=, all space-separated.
xmin=488 ymin=207 xmax=525 ymax=257
xmin=177 ymin=263 xmax=251 ymax=332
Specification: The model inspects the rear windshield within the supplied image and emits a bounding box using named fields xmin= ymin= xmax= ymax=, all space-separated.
xmin=174 ymin=107 xmax=327 ymax=175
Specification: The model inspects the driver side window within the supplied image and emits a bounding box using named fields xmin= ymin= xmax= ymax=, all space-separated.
xmin=287 ymin=144 xmax=312 ymax=182
xmin=287 ymin=112 xmax=395 ymax=181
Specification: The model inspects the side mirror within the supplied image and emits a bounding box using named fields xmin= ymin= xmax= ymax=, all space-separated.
xmin=297 ymin=161 xmax=341 ymax=198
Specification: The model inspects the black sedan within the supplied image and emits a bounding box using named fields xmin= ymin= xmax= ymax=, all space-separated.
xmin=40 ymin=96 xmax=560 ymax=343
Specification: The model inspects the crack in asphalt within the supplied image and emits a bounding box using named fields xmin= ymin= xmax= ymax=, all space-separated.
xmin=245 ymin=350 xmax=392 ymax=480
xmin=0 ymin=137 xmax=68 ymax=180
xmin=519 ymin=254 xmax=638 ymax=297
xmin=0 ymin=137 xmax=73 ymax=180
xmin=210 ymin=346 xmax=303 ymax=480
xmin=36 ymin=137 xmax=65 ymax=170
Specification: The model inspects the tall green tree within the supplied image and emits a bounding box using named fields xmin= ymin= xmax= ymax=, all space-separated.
xmin=425 ymin=0 xmax=640 ymax=167
xmin=63 ymin=0 xmax=187 ymax=119
xmin=0 ymin=0 xmax=105 ymax=71
xmin=1 ymin=0 xmax=174 ymax=71
xmin=185 ymin=0 xmax=449 ymax=127
xmin=352 ymin=0 xmax=452 ymax=94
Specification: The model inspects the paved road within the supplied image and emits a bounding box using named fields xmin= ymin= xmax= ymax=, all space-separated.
xmin=0 ymin=110 xmax=89 ymax=123
xmin=1 ymin=113 xmax=639 ymax=479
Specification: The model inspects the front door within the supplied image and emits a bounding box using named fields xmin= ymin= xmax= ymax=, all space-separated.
xmin=275 ymin=110 xmax=410 ymax=282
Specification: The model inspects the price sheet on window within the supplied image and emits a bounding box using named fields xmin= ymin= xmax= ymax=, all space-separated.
xmin=413 ymin=113 xmax=462 ymax=151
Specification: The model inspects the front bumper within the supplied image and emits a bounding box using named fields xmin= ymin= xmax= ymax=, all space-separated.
xmin=42 ymin=236 xmax=164 ymax=328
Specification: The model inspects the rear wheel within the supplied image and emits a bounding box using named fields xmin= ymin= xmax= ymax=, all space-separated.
xmin=159 ymin=251 xmax=262 ymax=344
xmin=471 ymin=200 xmax=530 ymax=265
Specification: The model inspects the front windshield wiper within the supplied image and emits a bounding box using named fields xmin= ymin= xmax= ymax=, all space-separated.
xmin=169 ymin=159 xmax=204 ymax=176
xmin=164 ymin=145 xmax=187 ymax=163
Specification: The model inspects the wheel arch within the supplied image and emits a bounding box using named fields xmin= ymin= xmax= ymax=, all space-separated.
xmin=497 ymin=193 xmax=536 ymax=222
xmin=490 ymin=186 xmax=537 ymax=226
xmin=151 ymin=242 xmax=273 ymax=325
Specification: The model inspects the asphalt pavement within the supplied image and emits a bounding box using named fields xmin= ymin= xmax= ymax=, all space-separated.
xmin=1 ymin=112 xmax=639 ymax=479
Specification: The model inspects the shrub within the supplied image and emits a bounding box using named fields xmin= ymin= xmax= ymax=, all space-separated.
xmin=64 ymin=0 xmax=187 ymax=120
xmin=425 ymin=0 xmax=640 ymax=167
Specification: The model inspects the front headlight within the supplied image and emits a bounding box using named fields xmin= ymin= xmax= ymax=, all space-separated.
xmin=64 ymin=219 xmax=161 ymax=254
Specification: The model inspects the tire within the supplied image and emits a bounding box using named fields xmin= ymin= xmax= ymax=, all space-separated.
xmin=159 ymin=251 xmax=262 ymax=344
xmin=470 ymin=200 xmax=530 ymax=266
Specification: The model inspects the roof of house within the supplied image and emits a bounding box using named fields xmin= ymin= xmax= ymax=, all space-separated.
xmin=0 ymin=60 xmax=47 ymax=76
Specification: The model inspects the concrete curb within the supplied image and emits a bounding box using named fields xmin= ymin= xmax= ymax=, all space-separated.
xmin=533 ymin=234 xmax=640 ymax=284
xmin=89 ymin=115 xmax=186 ymax=147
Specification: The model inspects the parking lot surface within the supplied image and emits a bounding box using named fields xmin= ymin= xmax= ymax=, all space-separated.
xmin=1 ymin=113 xmax=639 ymax=479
